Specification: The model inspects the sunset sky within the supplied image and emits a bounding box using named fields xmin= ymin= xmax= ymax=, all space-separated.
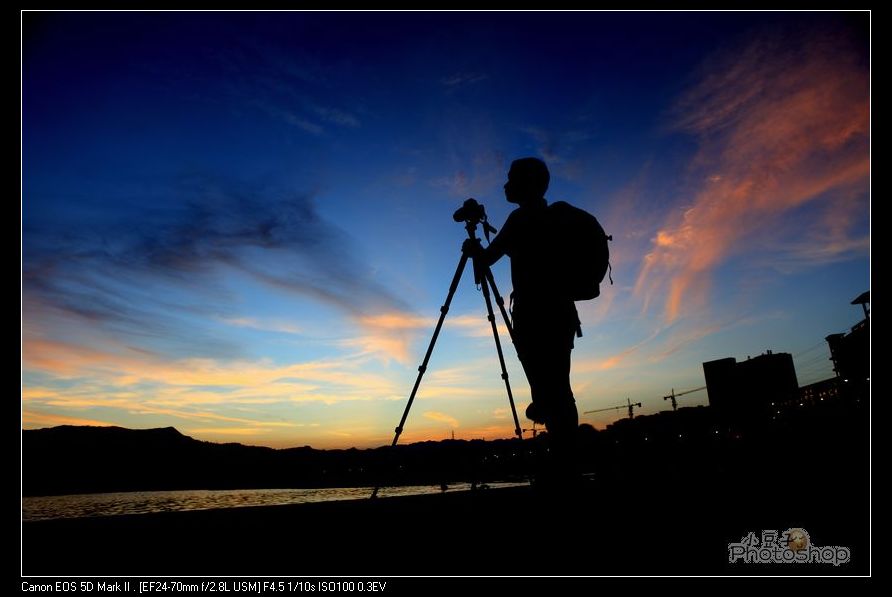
xmin=22 ymin=11 xmax=870 ymax=448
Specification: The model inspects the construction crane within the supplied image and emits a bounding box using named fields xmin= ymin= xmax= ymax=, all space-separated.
xmin=663 ymin=386 xmax=707 ymax=411
xmin=584 ymin=398 xmax=643 ymax=420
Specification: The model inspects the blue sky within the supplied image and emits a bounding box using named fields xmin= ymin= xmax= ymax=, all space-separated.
xmin=23 ymin=11 xmax=870 ymax=448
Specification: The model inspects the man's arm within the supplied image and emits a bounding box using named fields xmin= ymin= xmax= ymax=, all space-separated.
xmin=478 ymin=209 xmax=517 ymax=266
xmin=463 ymin=226 xmax=507 ymax=267
xmin=462 ymin=209 xmax=516 ymax=265
xmin=480 ymin=233 xmax=507 ymax=267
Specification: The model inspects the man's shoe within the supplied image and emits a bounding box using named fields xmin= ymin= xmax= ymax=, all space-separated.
xmin=525 ymin=402 xmax=547 ymax=424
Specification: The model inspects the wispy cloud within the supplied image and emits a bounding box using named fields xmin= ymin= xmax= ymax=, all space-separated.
xmin=338 ymin=312 xmax=431 ymax=364
xmin=24 ymin=175 xmax=411 ymax=361
xmin=220 ymin=317 xmax=303 ymax=334
xmin=215 ymin=38 xmax=362 ymax=136
xmin=422 ymin=411 xmax=460 ymax=427
xmin=430 ymin=170 xmax=471 ymax=197
xmin=254 ymin=101 xmax=360 ymax=136
xmin=446 ymin=314 xmax=511 ymax=340
xmin=441 ymin=72 xmax=488 ymax=88
xmin=309 ymin=103 xmax=360 ymax=128
xmin=22 ymin=411 xmax=116 ymax=428
xmin=22 ymin=336 xmax=402 ymax=412
xmin=339 ymin=332 xmax=417 ymax=365
xmin=492 ymin=407 xmax=509 ymax=420
xmin=519 ymin=126 xmax=592 ymax=178
xmin=636 ymin=26 xmax=869 ymax=324
xmin=278 ymin=108 xmax=326 ymax=135
xmin=429 ymin=150 xmax=507 ymax=198
xmin=181 ymin=426 xmax=272 ymax=437
xmin=357 ymin=313 xmax=432 ymax=329
xmin=575 ymin=328 xmax=662 ymax=373
xmin=339 ymin=310 xmax=512 ymax=364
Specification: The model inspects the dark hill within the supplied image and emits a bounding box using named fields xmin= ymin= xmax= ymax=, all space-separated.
xmin=22 ymin=425 xmax=530 ymax=496
xmin=24 ymin=425 xmax=280 ymax=495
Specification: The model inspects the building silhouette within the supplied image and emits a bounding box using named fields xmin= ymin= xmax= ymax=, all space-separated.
xmin=703 ymin=351 xmax=799 ymax=423
xmin=824 ymin=290 xmax=870 ymax=399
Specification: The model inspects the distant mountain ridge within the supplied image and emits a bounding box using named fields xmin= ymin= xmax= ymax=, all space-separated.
xmin=22 ymin=425 xmax=531 ymax=496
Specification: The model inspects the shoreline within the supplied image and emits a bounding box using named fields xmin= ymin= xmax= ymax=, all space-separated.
xmin=22 ymin=482 xmax=526 ymax=523
xmin=23 ymin=479 xmax=868 ymax=577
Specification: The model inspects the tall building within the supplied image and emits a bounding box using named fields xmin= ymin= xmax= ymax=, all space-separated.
xmin=702 ymin=357 xmax=737 ymax=414
xmin=825 ymin=291 xmax=870 ymax=398
xmin=703 ymin=351 xmax=799 ymax=422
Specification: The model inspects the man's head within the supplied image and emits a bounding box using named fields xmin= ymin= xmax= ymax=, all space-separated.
xmin=504 ymin=157 xmax=550 ymax=205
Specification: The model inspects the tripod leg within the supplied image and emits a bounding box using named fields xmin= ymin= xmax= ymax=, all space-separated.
xmin=478 ymin=269 xmax=523 ymax=441
xmin=480 ymin=268 xmax=535 ymax=488
xmin=392 ymin=251 xmax=469 ymax=444
xmin=371 ymin=251 xmax=470 ymax=499
xmin=483 ymin=268 xmax=515 ymax=345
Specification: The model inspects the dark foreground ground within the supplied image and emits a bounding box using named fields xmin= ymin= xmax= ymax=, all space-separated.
xmin=23 ymin=469 xmax=868 ymax=576
xmin=23 ymin=397 xmax=870 ymax=576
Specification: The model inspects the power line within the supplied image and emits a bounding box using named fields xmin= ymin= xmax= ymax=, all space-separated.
xmin=793 ymin=340 xmax=828 ymax=358
xmin=797 ymin=357 xmax=834 ymax=371
xmin=796 ymin=353 xmax=831 ymax=369
xmin=798 ymin=356 xmax=833 ymax=368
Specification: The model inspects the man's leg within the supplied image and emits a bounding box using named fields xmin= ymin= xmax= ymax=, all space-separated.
xmin=542 ymin=335 xmax=579 ymax=488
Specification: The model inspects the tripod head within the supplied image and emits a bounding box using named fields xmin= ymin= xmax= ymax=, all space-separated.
xmin=453 ymin=198 xmax=497 ymax=241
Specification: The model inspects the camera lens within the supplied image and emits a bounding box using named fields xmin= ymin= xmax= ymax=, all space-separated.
xmin=454 ymin=198 xmax=483 ymax=223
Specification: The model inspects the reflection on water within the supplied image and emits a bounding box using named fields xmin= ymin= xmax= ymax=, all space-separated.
xmin=23 ymin=482 xmax=526 ymax=521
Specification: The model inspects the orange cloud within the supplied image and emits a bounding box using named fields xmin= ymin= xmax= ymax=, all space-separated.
xmin=344 ymin=311 xmax=434 ymax=364
xmin=492 ymin=407 xmax=510 ymax=420
xmin=23 ymin=336 xmax=393 ymax=394
xmin=345 ymin=309 xmax=513 ymax=365
xmin=422 ymin=411 xmax=460 ymax=428
xmin=575 ymin=328 xmax=662 ymax=373
xmin=181 ymin=426 xmax=270 ymax=437
xmin=22 ymin=410 xmax=116 ymax=428
xmin=340 ymin=333 xmax=416 ymax=365
xmin=637 ymin=28 xmax=869 ymax=324
xmin=357 ymin=313 xmax=432 ymax=329
xmin=447 ymin=314 xmax=511 ymax=340
xmin=23 ymin=339 xmax=149 ymax=377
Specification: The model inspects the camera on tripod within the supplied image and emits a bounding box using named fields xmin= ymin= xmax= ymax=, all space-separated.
xmin=453 ymin=198 xmax=486 ymax=224
xmin=453 ymin=198 xmax=497 ymax=240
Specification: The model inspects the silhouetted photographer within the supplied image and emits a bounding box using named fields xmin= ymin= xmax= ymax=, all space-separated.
xmin=374 ymin=157 xmax=609 ymax=497
xmin=469 ymin=157 xmax=611 ymax=488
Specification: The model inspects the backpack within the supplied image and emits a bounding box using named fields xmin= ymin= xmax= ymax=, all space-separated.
xmin=547 ymin=201 xmax=612 ymax=300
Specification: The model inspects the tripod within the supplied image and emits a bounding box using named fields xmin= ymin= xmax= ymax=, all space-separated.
xmin=371 ymin=202 xmax=523 ymax=498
